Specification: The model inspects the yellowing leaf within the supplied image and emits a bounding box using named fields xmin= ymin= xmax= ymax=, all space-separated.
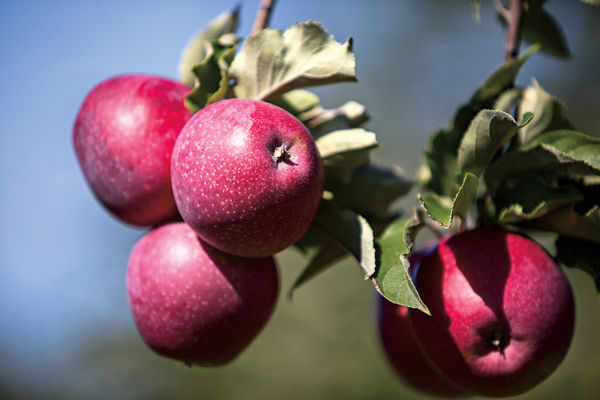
xmin=230 ymin=21 xmax=356 ymax=100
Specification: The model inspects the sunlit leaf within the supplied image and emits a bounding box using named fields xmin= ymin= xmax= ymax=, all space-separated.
xmin=518 ymin=82 xmax=573 ymax=144
xmin=230 ymin=21 xmax=356 ymax=100
xmin=316 ymin=129 xmax=379 ymax=183
xmin=178 ymin=7 xmax=240 ymax=86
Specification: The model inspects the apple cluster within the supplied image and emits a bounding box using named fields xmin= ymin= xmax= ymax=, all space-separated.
xmin=377 ymin=228 xmax=575 ymax=398
xmin=73 ymin=74 xmax=324 ymax=365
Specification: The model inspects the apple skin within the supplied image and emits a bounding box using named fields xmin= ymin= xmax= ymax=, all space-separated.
xmin=171 ymin=98 xmax=324 ymax=258
xmin=377 ymin=249 xmax=470 ymax=398
xmin=126 ymin=222 xmax=279 ymax=366
xmin=410 ymin=228 xmax=575 ymax=397
xmin=73 ymin=74 xmax=192 ymax=226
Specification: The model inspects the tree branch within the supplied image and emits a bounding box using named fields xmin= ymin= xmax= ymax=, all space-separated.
xmin=504 ymin=0 xmax=524 ymax=63
xmin=251 ymin=0 xmax=278 ymax=36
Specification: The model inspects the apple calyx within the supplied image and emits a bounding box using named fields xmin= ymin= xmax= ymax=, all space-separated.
xmin=486 ymin=329 xmax=509 ymax=355
xmin=272 ymin=143 xmax=294 ymax=165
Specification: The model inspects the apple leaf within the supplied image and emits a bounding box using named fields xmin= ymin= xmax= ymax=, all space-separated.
xmin=371 ymin=210 xmax=429 ymax=313
xmin=458 ymin=110 xmax=533 ymax=176
xmin=522 ymin=130 xmax=600 ymax=171
xmin=270 ymin=89 xmax=321 ymax=116
xmin=420 ymin=45 xmax=538 ymax=197
xmin=178 ymin=7 xmax=240 ymax=87
xmin=229 ymin=21 xmax=356 ymax=101
xmin=316 ymin=128 xmax=379 ymax=183
xmin=555 ymin=236 xmax=600 ymax=292
xmin=494 ymin=173 xmax=584 ymax=223
xmin=289 ymin=240 xmax=348 ymax=297
xmin=185 ymin=41 xmax=237 ymax=112
xmin=305 ymin=101 xmax=370 ymax=138
xmin=520 ymin=7 xmax=570 ymax=59
xmin=532 ymin=205 xmax=600 ymax=244
xmin=493 ymin=88 xmax=523 ymax=113
xmin=471 ymin=44 xmax=539 ymax=106
xmin=311 ymin=200 xmax=376 ymax=278
xmin=328 ymin=163 xmax=412 ymax=220
xmin=419 ymin=172 xmax=479 ymax=228
xmin=518 ymin=82 xmax=573 ymax=144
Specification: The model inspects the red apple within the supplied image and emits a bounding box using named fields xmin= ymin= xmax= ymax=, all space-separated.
xmin=73 ymin=74 xmax=192 ymax=226
xmin=126 ymin=222 xmax=279 ymax=366
xmin=171 ymin=98 xmax=324 ymax=257
xmin=410 ymin=228 xmax=575 ymax=397
xmin=377 ymin=250 xmax=470 ymax=398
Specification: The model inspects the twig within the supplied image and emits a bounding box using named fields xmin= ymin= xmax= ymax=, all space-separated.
xmin=504 ymin=0 xmax=524 ymax=63
xmin=251 ymin=0 xmax=278 ymax=36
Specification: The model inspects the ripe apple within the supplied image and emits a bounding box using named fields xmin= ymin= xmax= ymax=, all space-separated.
xmin=377 ymin=249 xmax=470 ymax=398
xmin=171 ymin=98 xmax=324 ymax=258
xmin=73 ymin=74 xmax=192 ymax=226
xmin=410 ymin=228 xmax=575 ymax=397
xmin=127 ymin=222 xmax=279 ymax=366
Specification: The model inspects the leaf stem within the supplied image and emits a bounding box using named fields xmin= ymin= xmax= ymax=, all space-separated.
xmin=503 ymin=0 xmax=524 ymax=64
xmin=251 ymin=0 xmax=278 ymax=36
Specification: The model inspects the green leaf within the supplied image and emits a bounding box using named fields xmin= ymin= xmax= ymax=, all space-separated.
xmin=420 ymin=46 xmax=538 ymax=197
xmin=419 ymin=172 xmax=480 ymax=228
xmin=289 ymin=241 xmax=348 ymax=296
xmin=518 ymin=82 xmax=573 ymax=144
xmin=311 ymin=200 xmax=376 ymax=278
xmin=533 ymin=205 xmax=600 ymax=244
xmin=230 ymin=21 xmax=356 ymax=100
xmin=523 ymin=130 xmax=600 ymax=171
xmin=184 ymin=42 xmax=237 ymax=112
xmin=458 ymin=110 xmax=532 ymax=176
xmin=270 ymin=89 xmax=321 ymax=116
xmin=316 ymin=128 xmax=379 ymax=183
xmin=555 ymin=236 xmax=600 ymax=292
xmin=328 ymin=163 xmax=412 ymax=220
xmin=178 ymin=7 xmax=240 ymax=87
xmin=494 ymin=173 xmax=583 ymax=223
xmin=471 ymin=44 xmax=539 ymax=106
xmin=493 ymin=88 xmax=523 ymax=113
xmin=520 ymin=7 xmax=570 ymax=58
xmin=305 ymin=101 xmax=370 ymax=138
xmin=371 ymin=210 xmax=429 ymax=313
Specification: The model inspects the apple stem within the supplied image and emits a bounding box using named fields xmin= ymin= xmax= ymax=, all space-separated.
xmin=273 ymin=144 xmax=292 ymax=164
xmin=251 ymin=0 xmax=278 ymax=37
xmin=501 ymin=0 xmax=524 ymax=64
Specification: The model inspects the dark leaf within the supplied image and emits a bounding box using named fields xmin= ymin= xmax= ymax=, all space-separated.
xmin=555 ymin=236 xmax=600 ymax=292
xmin=371 ymin=210 xmax=429 ymax=313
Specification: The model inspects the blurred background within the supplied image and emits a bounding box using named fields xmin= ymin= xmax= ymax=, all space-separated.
xmin=1 ymin=0 xmax=599 ymax=399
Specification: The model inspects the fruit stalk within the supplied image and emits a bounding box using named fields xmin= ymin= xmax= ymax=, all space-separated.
xmin=251 ymin=0 xmax=278 ymax=36
xmin=503 ymin=0 xmax=524 ymax=63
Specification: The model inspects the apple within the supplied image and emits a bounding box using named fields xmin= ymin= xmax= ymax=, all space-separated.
xmin=73 ymin=74 xmax=192 ymax=226
xmin=126 ymin=222 xmax=279 ymax=366
xmin=410 ymin=228 xmax=575 ymax=397
xmin=171 ymin=98 xmax=324 ymax=257
xmin=377 ymin=249 xmax=470 ymax=398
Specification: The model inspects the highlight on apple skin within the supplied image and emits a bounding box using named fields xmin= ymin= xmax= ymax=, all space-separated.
xmin=73 ymin=74 xmax=192 ymax=227
xmin=171 ymin=98 xmax=324 ymax=258
xmin=126 ymin=222 xmax=279 ymax=366
xmin=409 ymin=228 xmax=575 ymax=398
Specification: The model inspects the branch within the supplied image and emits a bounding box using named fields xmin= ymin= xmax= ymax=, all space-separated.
xmin=251 ymin=0 xmax=278 ymax=36
xmin=504 ymin=0 xmax=524 ymax=63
